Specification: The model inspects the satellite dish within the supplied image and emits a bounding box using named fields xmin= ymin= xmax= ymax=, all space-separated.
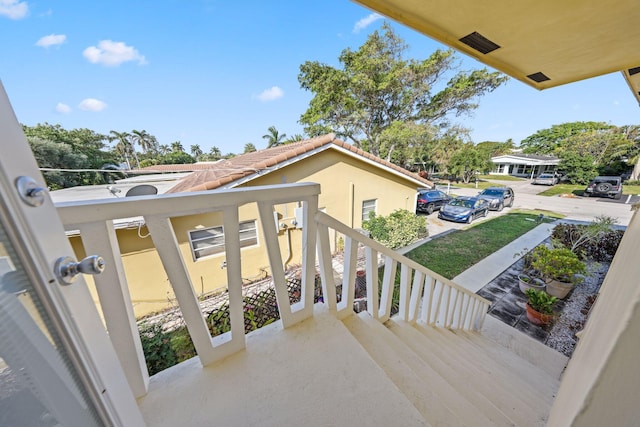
xmin=125 ymin=184 xmax=158 ymax=197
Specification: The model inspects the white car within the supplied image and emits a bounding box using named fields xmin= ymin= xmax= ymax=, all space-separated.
xmin=532 ymin=173 xmax=558 ymax=186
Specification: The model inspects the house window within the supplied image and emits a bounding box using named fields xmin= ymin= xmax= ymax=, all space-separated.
xmin=189 ymin=220 xmax=258 ymax=260
xmin=362 ymin=199 xmax=377 ymax=222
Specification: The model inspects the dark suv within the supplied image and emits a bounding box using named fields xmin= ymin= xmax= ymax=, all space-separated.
xmin=584 ymin=176 xmax=623 ymax=199
xmin=416 ymin=189 xmax=451 ymax=215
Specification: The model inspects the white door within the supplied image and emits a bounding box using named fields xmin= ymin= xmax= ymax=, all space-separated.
xmin=0 ymin=83 xmax=145 ymax=425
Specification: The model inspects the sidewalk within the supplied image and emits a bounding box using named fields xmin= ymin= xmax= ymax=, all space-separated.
xmin=452 ymin=222 xmax=556 ymax=293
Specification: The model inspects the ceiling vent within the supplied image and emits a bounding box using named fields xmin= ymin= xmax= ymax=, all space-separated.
xmin=527 ymin=72 xmax=550 ymax=83
xmin=628 ymin=67 xmax=640 ymax=76
xmin=459 ymin=32 xmax=500 ymax=54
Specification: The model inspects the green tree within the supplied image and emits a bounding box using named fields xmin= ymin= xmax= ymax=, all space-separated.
xmin=190 ymin=144 xmax=203 ymax=160
xmin=171 ymin=141 xmax=185 ymax=152
xmin=559 ymin=151 xmax=598 ymax=185
xmin=109 ymin=130 xmax=136 ymax=169
xmin=262 ymin=126 xmax=286 ymax=148
xmin=131 ymin=129 xmax=158 ymax=156
xmin=243 ymin=143 xmax=257 ymax=153
xmin=27 ymin=137 xmax=89 ymax=189
xmin=158 ymin=151 xmax=195 ymax=165
xmin=285 ymin=134 xmax=306 ymax=144
xmin=448 ymin=144 xmax=488 ymax=183
xmin=298 ymin=23 xmax=507 ymax=158
xmin=520 ymin=122 xmax=613 ymax=155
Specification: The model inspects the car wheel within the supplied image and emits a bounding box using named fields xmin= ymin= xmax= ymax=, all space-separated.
xmin=615 ymin=193 xmax=622 ymax=200
xmin=508 ymin=198 xmax=514 ymax=207
xmin=497 ymin=202 xmax=504 ymax=212
xmin=596 ymin=183 xmax=612 ymax=193
xmin=426 ymin=203 xmax=434 ymax=215
xmin=466 ymin=215 xmax=473 ymax=224
xmin=483 ymin=209 xmax=488 ymax=217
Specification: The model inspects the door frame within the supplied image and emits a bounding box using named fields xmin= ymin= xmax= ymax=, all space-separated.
xmin=0 ymin=82 xmax=145 ymax=426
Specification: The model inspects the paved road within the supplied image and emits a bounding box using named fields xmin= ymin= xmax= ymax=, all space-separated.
xmin=424 ymin=179 xmax=636 ymax=237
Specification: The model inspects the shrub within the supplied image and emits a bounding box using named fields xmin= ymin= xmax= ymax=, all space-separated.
xmin=139 ymin=322 xmax=178 ymax=376
xmin=552 ymin=216 xmax=623 ymax=261
xmin=363 ymin=209 xmax=428 ymax=249
xmin=531 ymin=245 xmax=586 ymax=283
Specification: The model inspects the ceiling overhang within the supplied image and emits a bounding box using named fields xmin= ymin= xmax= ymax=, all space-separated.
xmin=353 ymin=0 xmax=640 ymax=105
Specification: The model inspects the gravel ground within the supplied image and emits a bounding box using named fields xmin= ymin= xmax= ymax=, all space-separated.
xmin=478 ymin=245 xmax=609 ymax=358
xmin=545 ymin=262 xmax=608 ymax=356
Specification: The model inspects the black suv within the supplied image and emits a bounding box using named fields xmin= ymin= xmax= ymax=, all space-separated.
xmin=584 ymin=176 xmax=623 ymax=199
xmin=416 ymin=189 xmax=451 ymax=215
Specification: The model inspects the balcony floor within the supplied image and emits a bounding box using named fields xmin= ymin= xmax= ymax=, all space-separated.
xmin=137 ymin=305 xmax=428 ymax=427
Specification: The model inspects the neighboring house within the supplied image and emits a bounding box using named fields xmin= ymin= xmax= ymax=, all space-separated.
xmin=490 ymin=153 xmax=560 ymax=178
xmin=57 ymin=134 xmax=433 ymax=318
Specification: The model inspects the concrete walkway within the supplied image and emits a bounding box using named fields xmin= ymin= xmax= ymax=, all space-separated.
xmin=453 ymin=221 xmax=556 ymax=293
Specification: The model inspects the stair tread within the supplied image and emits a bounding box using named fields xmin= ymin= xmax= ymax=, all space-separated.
xmin=345 ymin=313 xmax=515 ymax=427
xmin=408 ymin=322 xmax=558 ymax=407
xmin=386 ymin=319 xmax=551 ymax=427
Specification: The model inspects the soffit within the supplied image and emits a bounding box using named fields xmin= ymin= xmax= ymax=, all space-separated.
xmin=354 ymin=0 xmax=640 ymax=104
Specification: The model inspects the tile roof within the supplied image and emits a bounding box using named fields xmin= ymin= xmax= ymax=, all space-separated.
xmin=166 ymin=134 xmax=434 ymax=193
xmin=138 ymin=162 xmax=224 ymax=172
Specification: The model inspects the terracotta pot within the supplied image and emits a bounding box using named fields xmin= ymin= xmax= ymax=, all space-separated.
xmin=546 ymin=279 xmax=574 ymax=299
xmin=525 ymin=303 xmax=554 ymax=326
xmin=518 ymin=275 xmax=545 ymax=294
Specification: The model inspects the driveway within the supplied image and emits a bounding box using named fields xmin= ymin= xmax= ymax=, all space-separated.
xmin=424 ymin=179 xmax=635 ymax=237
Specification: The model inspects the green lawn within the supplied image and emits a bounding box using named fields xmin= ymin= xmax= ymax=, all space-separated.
xmin=405 ymin=211 xmax=560 ymax=279
xmin=537 ymin=183 xmax=640 ymax=197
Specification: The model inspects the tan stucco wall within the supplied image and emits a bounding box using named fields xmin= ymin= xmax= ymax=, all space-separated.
xmin=71 ymin=148 xmax=421 ymax=318
xmin=547 ymin=210 xmax=640 ymax=426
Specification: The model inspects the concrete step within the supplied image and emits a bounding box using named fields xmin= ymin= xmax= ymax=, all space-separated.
xmin=409 ymin=322 xmax=556 ymax=410
xmin=343 ymin=312 xmax=507 ymax=427
xmin=453 ymin=328 xmax=563 ymax=402
xmin=386 ymin=320 xmax=549 ymax=427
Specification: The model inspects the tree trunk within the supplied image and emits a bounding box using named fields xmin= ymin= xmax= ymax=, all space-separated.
xmin=632 ymin=156 xmax=640 ymax=181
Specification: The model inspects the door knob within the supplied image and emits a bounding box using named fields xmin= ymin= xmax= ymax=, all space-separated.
xmin=55 ymin=255 xmax=105 ymax=285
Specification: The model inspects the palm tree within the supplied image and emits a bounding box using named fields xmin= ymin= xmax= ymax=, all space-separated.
xmin=285 ymin=134 xmax=306 ymax=144
xmin=209 ymin=146 xmax=222 ymax=160
xmin=109 ymin=130 xmax=135 ymax=169
xmin=244 ymin=143 xmax=257 ymax=153
xmin=190 ymin=144 xmax=203 ymax=160
xmin=262 ymin=126 xmax=286 ymax=148
xmin=171 ymin=141 xmax=184 ymax=152
xmin=158 ymin=144 xmax=170 ymax=155
xmin=132 ymin=129 xmax=158 ymax=155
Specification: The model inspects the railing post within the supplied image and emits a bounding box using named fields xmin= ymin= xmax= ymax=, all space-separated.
xmin=76 ymin=221 xmax=149 ymax=398
xmin=398 ymin=264 xmax=412 ymax=322
xmin=316 ymin=223 xmax=337 ymax=311
xmin=365 ymin=246 xmax=379 ymax=319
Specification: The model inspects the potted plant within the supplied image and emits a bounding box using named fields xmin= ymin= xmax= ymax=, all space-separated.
xmin=518 ymin=273 xmax=546 ymax=294
xmin=525 ymin=288 xmax=557 ymax=326
xmin=531 ymin=246 xmax=587 ymax=299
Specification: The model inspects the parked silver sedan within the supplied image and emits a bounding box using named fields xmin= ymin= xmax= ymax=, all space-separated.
xmin=532 ymin=173 xmax=558 ymax=186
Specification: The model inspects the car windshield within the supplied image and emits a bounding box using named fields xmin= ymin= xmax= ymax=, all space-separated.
xmin=449 ymin=199 xmax=474 ymax=208
xmin=480 ymin=189 xmax=502 ymax=196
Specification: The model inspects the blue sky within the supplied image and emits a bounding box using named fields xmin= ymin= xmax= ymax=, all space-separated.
xmin=1 ymin=0 xmax=638 ymax=155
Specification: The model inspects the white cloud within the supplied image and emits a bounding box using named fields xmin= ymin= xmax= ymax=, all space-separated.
xmin=78 ymin=98 xmax=107 ymax=112
xmin=36 ymin=34 xmax=66 ymax=48
xmin=0 ymin=0 xmax=28 ymax=19
xmin=83 ymin=40 xmax=147 ymax=66
xmin=353 ymin=13 xmax=382 ymax=33
xmin=55 ymin=103 xmax=71 ymax=114
xmin=257 ymin=86 xmax=284 ymax=102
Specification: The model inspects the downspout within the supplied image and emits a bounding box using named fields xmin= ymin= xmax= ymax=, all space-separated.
xmin=283 ymin=227 xmax=293 ymax=270
xmin=349 ymin=182 xmax=355 ymax=228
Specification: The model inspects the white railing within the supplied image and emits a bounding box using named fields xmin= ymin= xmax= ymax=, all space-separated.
xmin=56 ymin=182 xmax=490 ymax=401
xmin=315 ymin=211 xmax=490 ymax=331
xmin=56 ymin=183 xmax=320 ymax=398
